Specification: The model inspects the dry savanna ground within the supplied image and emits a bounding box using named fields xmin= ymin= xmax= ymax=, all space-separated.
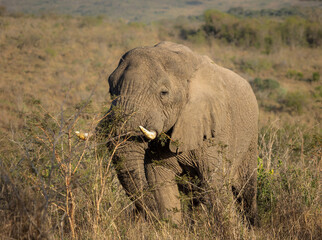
xmin=0 ymin=10 xmax=321 ymax=239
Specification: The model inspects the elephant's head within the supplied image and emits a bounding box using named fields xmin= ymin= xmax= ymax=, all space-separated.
xmin=101 ymin=41 xmax=220 ymax=152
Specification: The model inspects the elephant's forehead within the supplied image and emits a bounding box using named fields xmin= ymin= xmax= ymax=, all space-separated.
xmin=116 ymin=66 xmax=164 ymax=96
xmin=120 ymin=55 xmax=168 ymax=84
xmin=125 ymin=53 xmax=163 ymax=74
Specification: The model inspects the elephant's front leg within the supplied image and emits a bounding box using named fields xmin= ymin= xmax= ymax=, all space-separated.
xmin=113 ymin=141 xmax=158 ymax=220
xmin=145 ymin=161 xmax=182 ymax=224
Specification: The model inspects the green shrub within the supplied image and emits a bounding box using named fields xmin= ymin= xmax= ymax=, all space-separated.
xmin=312 ymin=86 xmax=322 ymax=98
xmin=257 ymin=157 xmax=275 ymax=214
xmin=180 ymin=28 xmax=206 ymax=44
xmin=251 ymin=78 xmax=280 ymax=91
xmin=286 ymin=69 xmax=304 ymax=80
xmin=203 ymin=10 xmax=262 ymax=48
xmin=250 ymin=78 xmax=284 ymax=110
xmin=305 ymin=22 xmax=322 ymax=47
xmin=278 ymin=91 xmax=308 ymax=113
xmin=312 ymin=72 xmax=320 ymax=82
xmin=263 ymin=36 xmax=273 ymax=54
xmin=279 ymin=16 xmax=307 ymax=47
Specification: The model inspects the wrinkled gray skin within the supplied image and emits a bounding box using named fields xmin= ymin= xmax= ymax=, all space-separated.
xmin=98 ymin=42 xmax=258 ymax=225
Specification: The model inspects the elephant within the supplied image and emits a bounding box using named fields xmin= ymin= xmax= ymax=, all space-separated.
xmin=97 ymin=41 xmax=259 ymax=225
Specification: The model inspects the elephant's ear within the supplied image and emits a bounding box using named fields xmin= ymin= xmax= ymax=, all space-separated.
xmin=169 ymin=57 xmax=227 ymax=153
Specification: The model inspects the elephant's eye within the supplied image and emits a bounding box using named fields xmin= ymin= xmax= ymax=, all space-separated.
xmin=160 ymin=90 xmax=169 ymax=97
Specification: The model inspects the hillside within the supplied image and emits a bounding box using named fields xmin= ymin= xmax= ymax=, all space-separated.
xmin=0 ymin=0 xmax=321 ymax=21
xmin=0 ymin=8 xmax=321 ymax=239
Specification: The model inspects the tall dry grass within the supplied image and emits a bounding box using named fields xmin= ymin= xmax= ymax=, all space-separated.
xmin=0 ymin=96 xmax=320 ymax=239
xmin=256 ymin=121 xmax=321 ymax=239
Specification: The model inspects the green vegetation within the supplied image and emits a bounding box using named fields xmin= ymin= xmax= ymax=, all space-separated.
xmin=0 ymin=6 xmax=321 ymax=239
xmin=278 ymin=91 xmax=308 ymax=113
xmin=174 ymin=7 xmax=322 ymax=60
xmin=227 ymin=6 xmax=322 ymax=22
xmin=227 ymin=7 xmax=304 ymax=18
xmin=251 ymin=78 xmax=280 ymax=91
xmin=313 ymin=86 xmax=322 ymax=99
xmin=200 ymin=9 xmax=322 ymax=50
xmin=312 ymin=72 xmax=320 ymax=82
xmin=286 ymin=69 xmax=321 ymax=83
xmin=286 ymin=69 xmax=304 ymax=80
xmin=250 ymin=77 xmax=286 ymax=112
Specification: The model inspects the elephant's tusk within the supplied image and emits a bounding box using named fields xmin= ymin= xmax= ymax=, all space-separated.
xmin=139 ymin=126 xmax=157 ymax=140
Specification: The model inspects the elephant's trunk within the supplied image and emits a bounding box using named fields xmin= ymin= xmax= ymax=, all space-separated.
xmin=97 ymin=97 xmax=161 ymax=218
xmin=113 ymin=140 xmax=158 ymax=218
